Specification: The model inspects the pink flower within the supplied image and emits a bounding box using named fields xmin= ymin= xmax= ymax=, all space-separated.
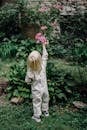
xmin=53 ymin=4 xmax=63 ymax=10
xmin=38 ymin=6 xmax=50 ymax=12
xmin=39 ymin=36 xmax=47 ymax=43
xmin=35 ymin=33 xmax=47 ymax=44
xmin=35 ymin=33 xmax=42 ymax=40
xmin=41 ymin=25 xmax=47 ymax=31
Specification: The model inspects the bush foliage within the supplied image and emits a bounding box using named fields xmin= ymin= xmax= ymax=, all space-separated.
xmin=0 ymin=3 xmax=19 ymax=38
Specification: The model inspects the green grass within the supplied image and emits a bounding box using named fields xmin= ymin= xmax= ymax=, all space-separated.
xmin=0 ymin=102 xmax=87 ymax=130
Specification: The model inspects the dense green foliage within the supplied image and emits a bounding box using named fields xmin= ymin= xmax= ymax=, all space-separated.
xmin=0 ymin=36 xmax=87 ymax=65
xmin=7 ymin=53 xmax=87 ymax=104
xmin=60 ymin=13 xmax=87 ymax=40
xmin=0 ymin=3 xmax=19 ymax=38
xmin=0 ymin=38 xmax=18 ymax=58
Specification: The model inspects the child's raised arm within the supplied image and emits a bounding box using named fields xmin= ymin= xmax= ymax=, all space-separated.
xmin=42 ymin=43 xmax=48 ymax=67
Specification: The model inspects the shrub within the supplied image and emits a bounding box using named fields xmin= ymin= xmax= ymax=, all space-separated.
xmin=71 ymin=39 xmax=87 ymax=64
xmin=16 ymin=38 xmax=42 ymax=59
xmin=0 ymin=3 xmax=19 ymax=38
xmin=60 ymin=13 xmax=87 ymax=40
xmin=7 ymin=60 xmax=31 ymax=99
xmin=0 ymin=37 xmax=40 ymax=59
xmin=17 ymin=0 xmax=61 ymax=39
xmin=49 ymin=36 xmax=87 ymax=65
xmin=47 ymin=61 xmax=75 ymax=104
xmin=0 ymin=38 xmax=18 ymax=59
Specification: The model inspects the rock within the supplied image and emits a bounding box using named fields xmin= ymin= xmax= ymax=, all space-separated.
xmin=11 ymin=97 xmax=24 ymax=104
xmin=73 ymin=101 xmax=87 ymax=109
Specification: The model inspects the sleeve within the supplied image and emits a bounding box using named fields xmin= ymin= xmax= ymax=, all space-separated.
xmin=25 ymin=69 xmax=34 ymax=84
xmin=42 ymin=44 xmax=48 ymax=68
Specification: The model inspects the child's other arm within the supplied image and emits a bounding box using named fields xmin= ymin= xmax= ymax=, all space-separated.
xmin=25 ymin=70 xmax=34 ymax=84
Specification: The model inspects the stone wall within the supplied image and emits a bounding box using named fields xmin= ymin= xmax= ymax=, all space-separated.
xmin=1 ymin=0 xmax=87 ymax=38
xmin=27 ymin=0 xmax=87 ymax=15
xmin=1 ymin=0 xmax=87 ymax=15
xmin=0 ymin=0 xmax=16 ymax=5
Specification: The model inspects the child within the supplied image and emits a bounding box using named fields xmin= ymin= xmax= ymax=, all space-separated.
xmin=25 ymin=43 xmax=49 ymax=122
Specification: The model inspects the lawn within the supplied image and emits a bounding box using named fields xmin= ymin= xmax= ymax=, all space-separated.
xmin=0 ymin=96 xmax=87 ymax=130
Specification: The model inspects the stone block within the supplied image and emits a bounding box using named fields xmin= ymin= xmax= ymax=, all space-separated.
xmin=11 ymin=97 xmax=24 ymax=104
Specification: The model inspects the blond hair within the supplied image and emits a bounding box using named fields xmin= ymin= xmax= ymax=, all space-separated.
xmin=27 ymin=51 xmax=42 ymax=72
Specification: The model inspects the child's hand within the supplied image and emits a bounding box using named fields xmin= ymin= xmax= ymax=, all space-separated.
xmin=25 ymin=77 xmax=32 ymax=85
xmin=44 ymin=40 xmax=49 ymax=45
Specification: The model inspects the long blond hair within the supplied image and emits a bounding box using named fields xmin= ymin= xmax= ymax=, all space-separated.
xmin=27 ymin=51 xmax=42 ymax=72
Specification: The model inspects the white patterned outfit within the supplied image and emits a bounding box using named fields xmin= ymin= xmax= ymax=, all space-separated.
xmin=25 ymin=45 xmax=49 ymax=117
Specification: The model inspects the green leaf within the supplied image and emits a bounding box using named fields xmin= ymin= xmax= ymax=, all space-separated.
xmin=58 ymin=93 xmax=67 ymax=100
xmin=18 ymin=87 xmax=30 ymax=92
xmin=7 ymin=93 xmax=12 ymax=99
xmin=13 ymin=89 xmax=19 ymax=97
